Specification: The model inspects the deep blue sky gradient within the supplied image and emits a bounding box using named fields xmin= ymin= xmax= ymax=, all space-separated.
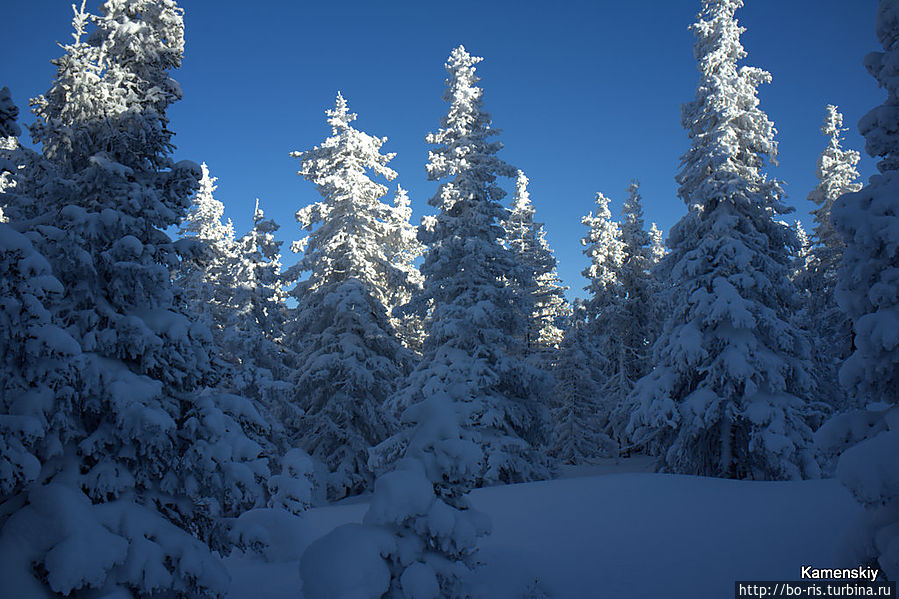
xmin=2 ymin=0 xmax=883 ymax=300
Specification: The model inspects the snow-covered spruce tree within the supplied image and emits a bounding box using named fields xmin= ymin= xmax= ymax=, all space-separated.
xmin=578 ymin=191 xmax=624 ymax=398
xmin=502 ymin=169 xmax=568 ymax=359
xmin=177 ymin=162 xmax=238 ymax=333
xmin=810 ymin=106 xmax=863 ymax=278
xmin=382 ymin=45 xmax=552 ymax=486
xmin=549 ymin=303 xmax=618 ymax=464
xmin=647 ymin=220 xmax=670 ymax=349
xmin=824 ymin=0 xmax=899 ymax=578
xmin=384 ymin=185 xmax=426 ymax=353
xmin=605 ymin=181 xmax=656 ymax=443
xmin=801 ymin=106 xmax=863 ymax=407
xmin=177 ymin=170 xmax=296 ymax=458
xmin=0 ymin=3 xmax=271 ymax=595
xmin=790 ymin=220 xmax=811 ymax=283
xmin=302 ymin=46 xmax=552 ymax=599
xmin=225 ymin=199 xmax=295 ymax=427
xmin=623 ymin=0 xmax=819 ymax=480
xmin=284 ymin=93 xmax=413 ymax=500
xmin=648 ymin=222 xmax=667 ymax=267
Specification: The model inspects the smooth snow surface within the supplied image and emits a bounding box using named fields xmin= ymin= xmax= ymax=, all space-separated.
xmin=225 ymin=469 xmax=859 ymax=598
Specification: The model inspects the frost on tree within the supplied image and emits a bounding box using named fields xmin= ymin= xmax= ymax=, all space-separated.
xmin=550 ymin=303 xmax=619 ymax=464
xmin=0 ymin=3 xmax=271 ymax=595
xmin=226 ymin=199 xmax=295 ymax=428
xmin=285 ymin=93 xmax=413 ymax=500
xmin=502 ymin=169 xmax=568 ymax=359
xmin=578 ymin=191 xmax=624 ymax=405
xmin=176 ymin=166 xmax=294 ymax=447
xmin=381 ymin=45 xmax=552 ymax=487
xmin=826 ymin=0 xmax=899 ymax=578
xmin=384 ymin=185 xmax=426 ymax=353
xmin=648 ymin=222 xmax=667 ymax=267
xmin=305 ymin=46 xmax=549 ymax=599
xmin=790 ymin=221 xmax=811 ymax=283
xmin=799 ymin=105 xmax=863 ymax=409
xmin=624 ymin=0 xmax=819 ymax=480
xmin=605 ymin=181 xmax=656 ymax=445
xmin=177 ymin=162 xmax=238 ymax=335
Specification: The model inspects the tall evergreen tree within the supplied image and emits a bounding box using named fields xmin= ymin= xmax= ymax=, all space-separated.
xmin=648 ymin=222 xmax=667 ymax=267
xmin=801 ymin=106 xmax=863 ymax=408
xmin=828 ymin=0 xmax=899 ymax=578
xmin=606 ymin=181 xmax=655 ymax=440
xmin=381 ymin=46 xmax=551 ymax=487
xmin=316 ymin=46 xmax=550 ymax=599
xmin=579 ymin=191 xmax=624 ymax=393
xmin=810 ymin=106 xmax=863 ymax=280
xmin=790 ymin=220 xmax=811 ymax=282
xmin=177 ymin=169 xmax=292 ymax=427
xmin=384 ymin=185 xmax=425 ymax=353
xmin=502 ymin=169 xmax=568 ymax=356
xmin=179 ymin=179 xmax=298 ymax=456
xmin=177 ymin=162 xmax=238 ymax=336
xmin=0 ymin=3 xmax=270 ymax=595
xmin=623 ymin=0 xmax=818 ymax=480
xmin=549 ymin=304 xmax=618 ymax=464
xmin=284 ymin=93 xmax=411 ymax=499
xmin=227 ymin=199 xmax=292 ymax=407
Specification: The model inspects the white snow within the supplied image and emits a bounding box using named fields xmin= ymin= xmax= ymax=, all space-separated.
xmin=223 ymin=467 xmax=859 ymax=599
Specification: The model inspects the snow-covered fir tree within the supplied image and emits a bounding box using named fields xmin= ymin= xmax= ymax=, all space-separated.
xmin=579 ymin=191 xmax=624 ymax=396
xmin=177 ymin=162 xmax=238 ymax=331
xmin=502 ymin=169 xmax=568 ymax=357
xmin=225 ymin=200 xmax=293 ymax=416
xmin=801 ymin=105 xmax=863 ymax=407
xmin=549 ymin=303 xmax=618 ymax=464
xmin=384 ymin=185 xmax=426 ymax=353
xmin=647 ymin=220 xmax=670 ymax=342
xmin=310 ymin=46 xmax=552 ymax=599
xmin=790 ymin=220 xmax=811 ymax=282
xmin=648 ymin=222 xmax=667 ymax=266
xmin=284 ymin=92 xmax=413 ymax=500
xmin=0 ymin=3 xmax=273 ymax=595
xmin=381 ymin=45 xmax=552 ymax=487
xmin=177 ymin=168 xmax=293 ymax=434
xmin=605 ymin=181 xmax=656 ymax=442
xmin=622 ymin=0 xmax=819 ymax=480
xmin=825 ymin=0 xmax=899 ymax=578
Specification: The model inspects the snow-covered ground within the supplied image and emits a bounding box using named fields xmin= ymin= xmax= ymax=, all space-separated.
xmin=225 ymin=466 xmax=860 ymax=598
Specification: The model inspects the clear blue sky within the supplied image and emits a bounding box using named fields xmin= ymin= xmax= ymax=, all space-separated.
xmin=2 ymin=1 xmax=883 ymax=300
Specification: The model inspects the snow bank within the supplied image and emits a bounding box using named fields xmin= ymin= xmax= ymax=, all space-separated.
xmin=225 ymin=469 xmax=859 ymax=599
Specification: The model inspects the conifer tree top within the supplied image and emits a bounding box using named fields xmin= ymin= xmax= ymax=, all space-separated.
xmin=179 ymin=162 xmax=235 ymax=244
xmin=512 ymin=169 xmax=534 ymax=215
xmin=425 ymin=45 xmax=515 ymax=201
xmin=677 ymin=0 xmax=781 ymax=209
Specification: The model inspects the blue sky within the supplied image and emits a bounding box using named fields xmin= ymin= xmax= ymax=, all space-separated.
xmin=2 ymin=0 xmax=883 ymax=300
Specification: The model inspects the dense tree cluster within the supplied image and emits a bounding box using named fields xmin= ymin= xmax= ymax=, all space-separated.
xmin=1 ymin=0 xmax=896 ymax=596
